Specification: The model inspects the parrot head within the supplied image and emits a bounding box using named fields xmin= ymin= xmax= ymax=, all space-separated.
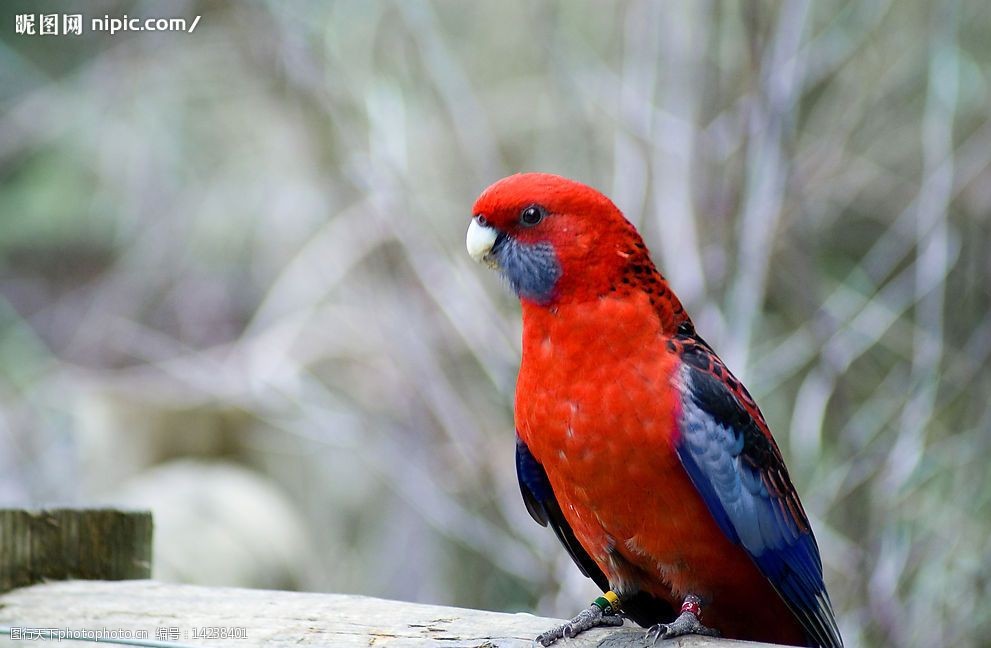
xmin=467 ymin=172 xmax=651 ymax=306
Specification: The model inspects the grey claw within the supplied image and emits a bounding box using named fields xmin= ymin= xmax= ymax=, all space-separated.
xmin=645 ymin=612 xmax=719 ymax=644
xmin=535 ymin=626 xmax=565 ymax=646
xmin=535 ymin=603 xmax=622 ymax=646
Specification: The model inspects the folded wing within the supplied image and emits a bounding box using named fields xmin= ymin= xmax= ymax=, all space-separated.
xmin=674 ymin=336 xmax=842 ymax=648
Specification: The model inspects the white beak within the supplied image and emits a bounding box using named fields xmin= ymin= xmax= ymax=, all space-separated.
xmin=466 ymin=217 xmax=499 ymax=265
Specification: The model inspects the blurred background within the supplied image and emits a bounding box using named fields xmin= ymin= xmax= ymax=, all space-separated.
xmin=1 ymin=0 xmax=989 ymax=645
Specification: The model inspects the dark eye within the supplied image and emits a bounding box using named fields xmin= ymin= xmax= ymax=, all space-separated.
xmin=520 ymin=205 xmax=544 ymax=226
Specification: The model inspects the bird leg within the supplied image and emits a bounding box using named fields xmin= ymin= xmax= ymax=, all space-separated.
xmin=535 ymin=591 xmax=625 ymax=646
xmin=645 ymin=594 xmax=719 ymax=644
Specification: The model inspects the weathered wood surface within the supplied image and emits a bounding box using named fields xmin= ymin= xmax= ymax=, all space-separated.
xmin=0 ymin=580 xmax=778 ymax=648
xmin=0 ymin=509 xmax=152 ymax=593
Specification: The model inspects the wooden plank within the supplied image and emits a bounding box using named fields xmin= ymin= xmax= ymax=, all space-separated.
xmin=0 ymin=580 xmax=779 ymax=648
xmin=0 ymin=509 xmax=152 ymax=593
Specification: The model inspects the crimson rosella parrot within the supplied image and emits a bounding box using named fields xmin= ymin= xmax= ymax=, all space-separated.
xmin=466 ymin=173 xmax=842 ymax=647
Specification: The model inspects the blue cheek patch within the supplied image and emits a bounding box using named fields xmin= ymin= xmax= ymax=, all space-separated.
xmin=494 ymin=236 xmax=561 ymax=303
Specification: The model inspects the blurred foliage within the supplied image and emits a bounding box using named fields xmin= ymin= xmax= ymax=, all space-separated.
xmin=1 ymin=1 xmax=990 ymax=646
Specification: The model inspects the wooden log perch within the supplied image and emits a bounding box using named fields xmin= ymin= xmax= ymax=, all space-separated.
xmin=0 ymin=510 xmax=783 ymax=647
xmin=0 ymin=509 xmax=152 ymax=593
xmin=0 ymin=580 xmax=780 ymax=648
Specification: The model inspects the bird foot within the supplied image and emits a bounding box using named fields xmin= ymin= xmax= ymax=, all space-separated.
xmin=645 ymin=595 xmax=719 ymax=644
xmin=535 ymin=602 xmax=624 ymax=646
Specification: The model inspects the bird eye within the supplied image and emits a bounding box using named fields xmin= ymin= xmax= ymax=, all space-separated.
xmin=520 ymin=205 xmax=544 ymax=226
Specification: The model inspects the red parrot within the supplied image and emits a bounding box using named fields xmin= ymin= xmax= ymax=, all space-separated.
xmin=466 ymin=173 xmax=842 ymax=647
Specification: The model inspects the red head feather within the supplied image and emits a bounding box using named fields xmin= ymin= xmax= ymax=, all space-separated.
xmin=471 ymin=173 xmax=689 ymax=333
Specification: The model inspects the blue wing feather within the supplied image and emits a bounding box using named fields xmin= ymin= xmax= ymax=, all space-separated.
xmin=675 ymin=338 xmax=843 ymax=648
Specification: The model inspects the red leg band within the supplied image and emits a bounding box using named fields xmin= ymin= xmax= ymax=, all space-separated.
xmin=680 ymin=598 xmax=702 ymax=619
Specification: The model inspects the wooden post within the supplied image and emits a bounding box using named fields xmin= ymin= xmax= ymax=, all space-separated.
xmin=0 ymin=508 xmax=152 ymax=593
